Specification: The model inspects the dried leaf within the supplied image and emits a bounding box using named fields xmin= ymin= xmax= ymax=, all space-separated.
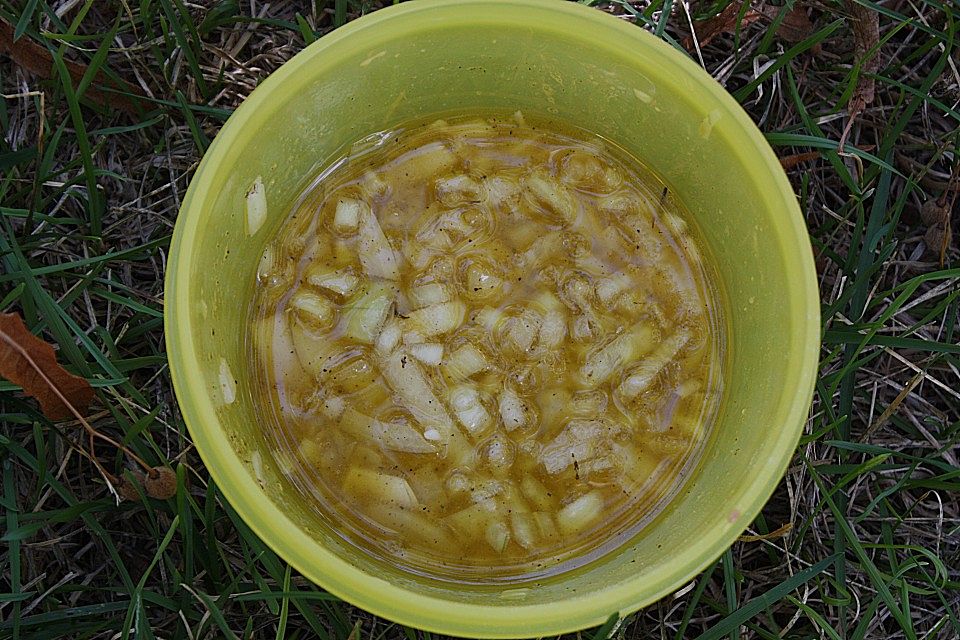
xmin=0 ymin=312 xmax=94 ymax=420
xmin=0 ymin=19 xmax=147 ymax=115
xmin=922 ymin=200 xmax=953 ymax=267
xmin=684 ymin=1 xmax=762 ymax=50
xmin=780 ymin=151 xmax=821 ymax=170
xmin=921 ymin=165 xmax=959 ymax=267
xmin=760 ymin=5 xmax=817 ymax=47
xmin=847 ymin=1 xmax=880 ymax=109
xmin=144 ymin=466 xmax=178 ymax=499
xmin=924 ymin=218 xmax=952 ymax=267
xmin=778 ymin=6 xmax=815 ymax=43
xmin=920 ymin=197 xmax=949 ymax=227
xmin=737 ymin=522 xmax=793 ymax=542
xmin=839 ymin=1 xmax=880 ymax=149
xmin=118 ymin=470 xmax=146 ymax=502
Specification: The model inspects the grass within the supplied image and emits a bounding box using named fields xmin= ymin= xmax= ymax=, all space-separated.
xmin=0 ymin=0 xmax=958 ymax=638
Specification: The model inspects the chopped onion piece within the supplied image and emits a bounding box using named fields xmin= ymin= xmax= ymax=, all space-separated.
xmin=559 ymin=150 xmax=621 ymax=193
xmin=306 ymin=267 xmax=361 ymax=298
xmin=537 ymin=386 xmax=571 ymax=429
xmin=408 ymin=342 xmax=443 ymax=366
xmin=532 ymin=289 xmax=564 ymax=312
xmin=538 ymin=310 xmax=567 ymax=350
xmin=436 ymin=175 xmax=485 ymax=206
xmin=356 ymin=206 xmax=400 ymax=280
xmin=540 ymin=419 xmax=626 ymax=475
xmin=374 ymin=360 xmax=428 ymax=430
xmin=619 ymin=330 xmax=691 ymax=399
xmin=663 ymin=211 xmax=688 ymax=235
xmin=601 ymin=194 xmax=663 ymax=259
xmin=289 ymin=291 xmax=337 ymax=331
xmin=446 ymin=499 xmax=497 ymax=537
xmin=404 ymin=465 xmax=446 ymax=507
xmin=289 ymin=320 xmax=338 ymax=379
xmin=595 ymin=272 xmax=635 ymax=305
xmin=523 ymin=171 xmax=577 ymax=224
xmin=563 ymin=273 xmax=595 ymax=311
xmin=611 ymin=442 xmax=662 ymax=488
xmin=571 ymin=314 xmax=599 ymax=343
xmin=475 ymin=307 xmax=504 ymax=333
xmin=557 ymin=491 xmax=603 ymax=535
xmin=504 ymin=308 xmax=542 ymax=353
xmin=511 ymin=512 xmax=537 ymax=549
xmin=416 ymin=210 xmax=467 ymax=247
xmin=479 ymin=434 xmax=515 ymax=472
xmin=519 ymin=230 xmax=562 ymax=268
xmin=470 ymin=478 xmax=505 ymax=503
xmin=580 ymin=321 xmax=655 ymax=387
xmin=257 ymin=245 xmax=281 ymax=286
xmin=402 ymin=330 xmax=425 ymax=345
xmin=485 ymin=176 xmax=520 ymax=210
xmin=445 ymin=470 xmax=471 ymax=494
xmin=571 ymin=390 xmax=607 ymax=415
xmin=521 ymin=475 xmax=554 ymax=511
xmin=341 ymin=282 xmax=395 ymax=344
xmin=327 ymin=355 xmax=378 ymax=394
xmin=339 ymin=406 xmax=436 ymax=454
xmin=398 ymin=141 xmax=458 ymax=180
xmin=498 ymin=387 xmax=527 ymax=432
xmin=343 ymin=467 xmax=419 ymax=508
xmin=297 ymin=438 xmax=324 ymax=467
xmin=369 ymin=504 xmax=454 ymax=547
xmin=485 ymin=520 xmax=511 ymax=553
xmin=408 ymin=282 xmax=450 ymax=309
xmin=362 ymin=171 xmax=390 ymax=200
xmin=449 ymin=385 xmax=492 ymax=436
xmin=403 ymin=300 xmax=466 ymax=337
xmin=533 ymin=511 xmax=559 ymax=543
xmin=463 ymin=258 xmax=504 ymax=301
xmin=442 ymin=343 xmax=490 ymax=381
xmin=402 ymin=241 xmax=436 ymax=270
xmin=333 ymin=197 xmax=362 ymax=235
xmin=319 ymin=394 xmax=346 ymax=420
xmin=379 ymin=350 xmax=458 ymax=444
xmin=574 ymin=253 xmax=613 ymax=277
xmin=374 ymin=318 xmax=402 ymax=356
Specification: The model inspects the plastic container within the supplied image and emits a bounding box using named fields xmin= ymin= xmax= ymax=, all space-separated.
xmin=165 ymin=1 xmax=819 ymax=636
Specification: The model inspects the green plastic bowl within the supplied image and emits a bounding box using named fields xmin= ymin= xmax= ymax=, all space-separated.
xmin=165 ymin=1 xmax=819 ymax=636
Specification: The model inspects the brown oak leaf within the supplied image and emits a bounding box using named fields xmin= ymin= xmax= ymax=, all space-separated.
xmin=758 ymin=5 xmax=818 ymax=49
xmin=0 ymin=312 xmax=94 ymax=420
xmin=684 ymin=1 xmax=763 ymax=50
xmin=0 ymin=19 xmax=147 ymax=115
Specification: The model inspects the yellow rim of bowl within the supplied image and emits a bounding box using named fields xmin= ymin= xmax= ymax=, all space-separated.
xmin=165 ymin=1 xmax=820 ymax=636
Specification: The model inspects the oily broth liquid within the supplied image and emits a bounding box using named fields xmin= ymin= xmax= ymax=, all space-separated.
xmin=251 ymin=112 xmax=725 ymax=583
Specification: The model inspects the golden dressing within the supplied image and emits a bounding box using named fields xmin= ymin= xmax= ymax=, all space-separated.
xmin=250 ymin=113 xmax=724 ymax=582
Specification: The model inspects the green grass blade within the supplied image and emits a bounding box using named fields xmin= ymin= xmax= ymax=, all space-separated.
xmin=721 ymin=549 xmax=738 ymax=640
xmin=275 ymin=564 xmax=292 ymax=640
xmin=809 ymin=463 xmax=919 ymax=639
xmin=733 ymin=20 xmax=845 ymax=102
xmin=13 ymin=0 xmax=39 ymax=39
xmin=588 ymin=612 xmax=621 ymax=640
xmin=693 ymin=553 xmax=839 ymax=640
